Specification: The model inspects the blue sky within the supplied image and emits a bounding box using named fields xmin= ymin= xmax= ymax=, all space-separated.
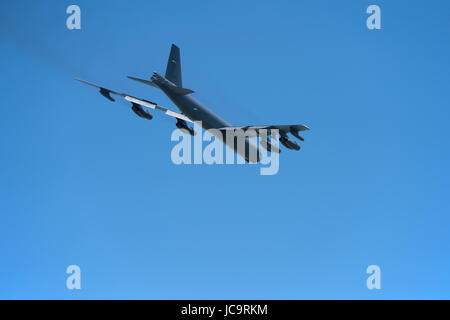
xmin=1 ymin=0 xmax=449 ymax=299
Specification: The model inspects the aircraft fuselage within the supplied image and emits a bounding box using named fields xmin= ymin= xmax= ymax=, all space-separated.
xmin=155 ymin=74 xmax=260 ymax=162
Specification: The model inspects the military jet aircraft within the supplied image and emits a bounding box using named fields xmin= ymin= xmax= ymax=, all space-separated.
xmin=76 ymin=44 xmax=309 ymax=162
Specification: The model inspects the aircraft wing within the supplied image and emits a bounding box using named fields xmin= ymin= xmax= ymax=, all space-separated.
xmin=217 ymin=124 xmax=310 ymax=152
xmin=75 ymin=78 xmax=193 ymax=123
xmin=217 ymin=124 xmax=310 ymax=134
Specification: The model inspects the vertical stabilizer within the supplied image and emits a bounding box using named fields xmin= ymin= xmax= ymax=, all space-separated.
xmin=165 ymin=44 xmax=182 ymax=87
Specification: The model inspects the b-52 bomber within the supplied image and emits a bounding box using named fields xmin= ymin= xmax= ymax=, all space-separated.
xmin=76 ymin=44 xmax=309 ymax=162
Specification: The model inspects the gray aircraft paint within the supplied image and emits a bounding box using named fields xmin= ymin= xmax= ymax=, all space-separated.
xmin=146 ymin=45 xmax=260 ymax=163
xmin=76 ymin=44 xmax=308 ymax=163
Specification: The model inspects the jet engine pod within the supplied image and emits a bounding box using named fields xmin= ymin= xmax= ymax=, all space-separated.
xmin=290 ymin=128 xmax=305 ymax=141
xmin=99 ymin=88 xmax=115 ymax=102
xmin=279 ymin=136 xmax=300 ymax=150
xmin=131 ymin=103 xmax=153 ymax=120
xmin=176 ymin=119 xmax=196 ymax=136
xmin=260 ymin=139 xmax=281 ymax=153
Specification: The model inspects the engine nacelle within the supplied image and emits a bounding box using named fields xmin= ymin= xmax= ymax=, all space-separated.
xmin=131 ymin=103 xmax=153 ymax=120
xmin=279 ymin=136 xmax=300 ymax=150
xmin=176 ymin=119 xmax=196 ymax=136
xmin=260 ymin=139 xmax=281 ymax=154
xmin=290 ymin=128 xmax=304 ymax=141
xmin=99 ymin=88 xmax=115 ymax=102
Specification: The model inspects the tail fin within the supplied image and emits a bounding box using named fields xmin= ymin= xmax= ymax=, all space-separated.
xmin=165 ymin=44 xmax=182 ymax=87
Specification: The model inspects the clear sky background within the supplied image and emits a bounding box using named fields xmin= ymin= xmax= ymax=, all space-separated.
xmin=1 ymin=0 xmax=449 ymax=299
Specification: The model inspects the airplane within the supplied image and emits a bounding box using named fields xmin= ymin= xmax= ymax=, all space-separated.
xmin=75 ymin=44 xmax=309 ymax=162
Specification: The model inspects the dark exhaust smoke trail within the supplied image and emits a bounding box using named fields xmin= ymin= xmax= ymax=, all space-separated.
xmin=0 ymin=11 xmax=88 ymax=78
xmin=0 ymin=9 xmax=263 ymax=126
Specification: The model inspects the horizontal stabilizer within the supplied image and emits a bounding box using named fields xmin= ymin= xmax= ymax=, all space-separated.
xmin=168 ymin=85 xmax=195 ymax=95
xmin=127 ymin=76 xmax=159 ymax=88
